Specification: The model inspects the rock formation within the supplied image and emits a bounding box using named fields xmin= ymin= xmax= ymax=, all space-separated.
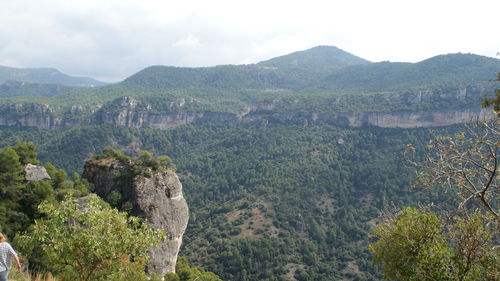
xmin=24 ymin=164 xmax=51 ymax=181
xmin=0 ymin=87 xmax=495 ymax=129
xmin=82 ymin=158 xmax=189 ymax=275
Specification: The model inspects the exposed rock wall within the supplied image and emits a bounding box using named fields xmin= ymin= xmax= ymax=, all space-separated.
xmin=82 ymin=159 xmax=189 ymax=275
xmin=0 ymin=88 xmax=495 ymax=129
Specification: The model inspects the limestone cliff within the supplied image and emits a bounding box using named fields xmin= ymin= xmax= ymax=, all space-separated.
xmin=0 ymin=88 xmax=495 ymax=129
xmin=82 ymin=158 xmax=189 ymax=275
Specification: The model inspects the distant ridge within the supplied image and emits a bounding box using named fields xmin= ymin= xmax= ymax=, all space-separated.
xmin=122 ymin=47 xmax=499 ymax=94
xmin=122 ymin=46 xmax=371 ymax=91
xmin=0 ymin=65 xmax=106 ymax=86
xmin=317 ymin=53 xmax=500 ymax=92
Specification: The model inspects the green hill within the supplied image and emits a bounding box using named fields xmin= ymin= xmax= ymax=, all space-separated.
xmin=317 ymin=53 xmax=500 ymax=92
xmin=257 ymin=45 xmax=370 ymax=71
xmin=0 ymin=65 xmax=106 ymax=86
xmin=0 ymin=80 xmax=94 ymax=98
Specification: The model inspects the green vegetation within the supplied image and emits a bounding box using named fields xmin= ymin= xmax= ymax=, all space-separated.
xmin=0 ymin=80 xmax=93 ymax=98
xmin=0 ymin=142 xmax=91 ymax=237
xmin=164 ymin=258 xmax=222 ymax=281
xmin=370 ymin=208 xmax=497 ymax=281
xmin=257 ymin=45 xmax=370 ymax=74
xmin=317 ymin=53 xmax=500 ymax=92
xmin=0 ymin=142 xmax=219 ymax=281
xmin=0 ymin=47 xmax=498 ymax=280
xmin=16 ymin=195 xmax=165 ymax=281
xmin=482 ymin=72 xmax=500 ymax=115
xmin=1 ymin=48 xmax=498 ymax=117
xmin=370 ymin=118 xmax=499 ymax=280
xmin=0 ymin=121 xmax=462 ymax=280
xmin=0 ymin=65 xmax=106 ymax=86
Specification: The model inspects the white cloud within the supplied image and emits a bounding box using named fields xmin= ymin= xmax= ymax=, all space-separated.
xmin=0 ymin=0 xmax=498 ymax=82
xmin=173 ymin=35 xmax=201 ymax=47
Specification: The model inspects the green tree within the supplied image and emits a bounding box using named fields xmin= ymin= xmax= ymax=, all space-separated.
xmin=0 ymin=146 xmax=24 ymax=186
xmin=369 ymin=208 xmax=497 ymax=281
xmin=370 ymin=208 xmax=453 ymax=281
xmin=372 ymin=116 xmax=499 ymax=281
xmin=137 ymin=150 xmax=160 ymax=170
xmin=481 ymin=72 xmax=500 ymax=116
xmin=406 ymin=118 xmax=499 ymax=218
xmin=13 ymin=141 xmax=40 ymax=165
xmin=165 ymin=257 xmax=222 ymax=281
xmin=16 ymin=195 xmax=166 ymax=281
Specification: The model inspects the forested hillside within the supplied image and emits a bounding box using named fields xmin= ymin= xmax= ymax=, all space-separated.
xmin=0 ymin=47 xmax=498 ymax=118
xmin=0 ymin=46 xmax=498 ymax=281
xmin=0 ymin=120 xmax=463 ymax=280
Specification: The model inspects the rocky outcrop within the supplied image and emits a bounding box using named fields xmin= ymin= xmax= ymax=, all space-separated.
xmin=82 ymin=158 xmax=189 ymax=275
xmin=24 ymin=164 xmax=51 ymax=181
xmin=243 ymin=107 xmax=494 ymax=128
xmin=0 ymin=88 xmax=495 ymax=129
xmin=0 ymin=103 xmax=91 ymax=129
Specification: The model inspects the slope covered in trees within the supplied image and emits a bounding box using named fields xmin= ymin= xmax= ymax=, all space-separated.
xmin=0 ymin=120 xmax=465 ymax=280
xmin=317 ymin=53 xmax=500 ymax=92
xmin=1 ymin=46 xmax=498 ymax=117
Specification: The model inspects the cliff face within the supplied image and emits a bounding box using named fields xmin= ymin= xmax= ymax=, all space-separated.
xmin=0 ymin=88 xmax=494 ymax=129
xmin=254 ymin=107 xmax=492 ymax=128
xmin=82 ymin=158 xmax=189 ymax=275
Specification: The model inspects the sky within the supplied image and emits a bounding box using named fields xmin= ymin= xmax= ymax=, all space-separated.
xmin=0 ymin=0 xmax=498 ymax=82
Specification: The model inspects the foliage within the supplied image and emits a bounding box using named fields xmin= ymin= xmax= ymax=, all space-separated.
xmin=369 ymin=208 xmax=498 ymax=281
xmin=0 ymin=142 xmax=91 ymax=238
xmin=318 ymin=53 xmax=500 ymax=92
xmin=369 ymin=207 xmax=452 ymax=280
xmin=481 ymin=72 xmax=500 ymax=116
xmin=9 ymin=267 xmax=59 ymax=281
xmin=16 ymin=195 xmax=165 ymax=281
xmin=372 ymin=115 xmax=499 ymax=280
xmin=93 ymin=146 xmax=176 ymax=173
xmin=0 ymin=121 xmax=454 ymax=280
xmin=406 ymin=119 xmax=499 ymax=218
xmin=13 ymin=141 xmax=40 ymax=165
xmin=164 ymin=257 xmax=222 ymax=281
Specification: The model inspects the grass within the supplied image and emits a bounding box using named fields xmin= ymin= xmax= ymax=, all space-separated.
xmin=9 ymin=268 xmax=58 ymax=281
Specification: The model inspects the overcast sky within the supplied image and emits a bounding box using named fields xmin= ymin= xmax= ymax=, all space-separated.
xmin=0 ymin=0 xmax=498 ymax=82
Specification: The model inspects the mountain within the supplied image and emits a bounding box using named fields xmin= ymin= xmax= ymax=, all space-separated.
xmin=0 ymin=80 xmax=94 ymax=98
xmin=317 ymin=53 xmax=500 ymax=92
xmin=257 ymin=45 xmax=370 ymax=71
xmin=121 ymin=49 xmax=499 ymax=97
xmin=0 ymin=65 xmax=106 ymax=86
xmin=122 ymin=46 xmax=371 ymax=92
xmin=0 ymin=46 xmax=498 ymax=281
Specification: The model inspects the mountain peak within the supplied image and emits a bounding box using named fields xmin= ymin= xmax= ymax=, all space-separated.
xmin=257 ymin=45 xmax=370 ymax=71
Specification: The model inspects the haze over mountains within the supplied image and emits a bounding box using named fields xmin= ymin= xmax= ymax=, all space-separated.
xmin=0 ymin=65 xmax=106 ymax=86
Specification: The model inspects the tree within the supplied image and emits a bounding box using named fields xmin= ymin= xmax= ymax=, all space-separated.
xmin=369 ymin=208 xmax=497 ymax=281
xmin=369 ymin=208 xmax=453 ymax=281
xmin=164 ymin=257 xmax=222 ymax=281
xmin=372 ymin=114 xmax=499 ymax=280
xmin=0 ymin=147 xmax=24 ymax=186
xmin=13 ymin=141 xmax=40 ymax=165
xmin=16 ymin=195 xmax=165 ymax=281
xmin=406 ymin=118 xmax=499 ymax=218
xmin=481 ymin=72 xmax=500 ymax=116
